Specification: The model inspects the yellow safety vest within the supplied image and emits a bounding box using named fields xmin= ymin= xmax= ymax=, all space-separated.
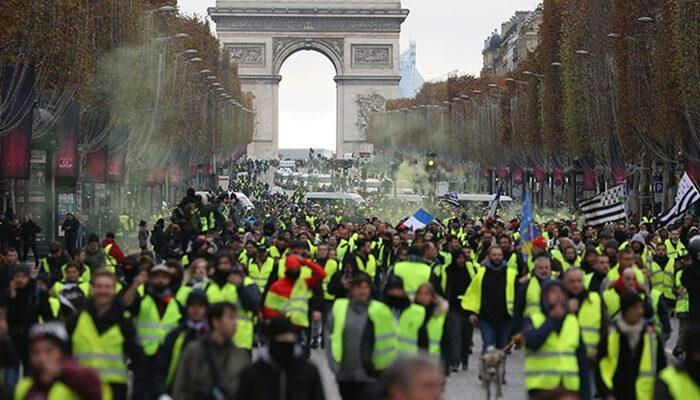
xmin=322 ymin=258 xmax=339 ymax=301
xmin=134 ymin=289 xmax=182 ymax=356
xmin=606 ymin=266 xmax=646 ymax=287
xmin=525 ymin=313 xmax=581 ymax=392
xmin=219 ymin=277 xmax=256 ymax=350
xmin=175 ymin=280 xmax=221 ymax=305
xmin=439 ymin=261 xmax=479 ymax=293
xmin=461 ymin=267 xmax=516 ymax=316
xmin=659 ymin=366 xmax=700 ymax=399
xmin=578 ymin=292 xmax=602 ymax=357
xmin=665 ymin=239 xmax=687 ymax=258
xmin=247 ymin=257 xmax=276 ymax=293
xmin=506 ymin=253 xmax=518 ymax=272
xmin=263 ymin=274 xmax=313 ymax=328
xmin=356 ymin=254 xmax=377 ymax=278
xmin=426 ymin=310 xmax=446 ymax=355
xmin=15 ymin=379 xmax=81 ymax=400
xmin=396 ymin=304 xmax=426 ymax=354
xmin=676 ymin=271 xmax=689 ymax=314
xmin=72 ymin=310 xmax=128 ymax=384
xmin=104 ymin=243 xmax=117 ymax=269
xmin=394 ymin=261 xmax=431 ymax=298
xmin=336 ymin=239 xmax=349 ymax=263
xmin=330 ymin=299 xmax=397 ymax=371
xmin=650 ymin=258 xmax=676 ymax=300
xmin=524 ymin=278 xmax=543 ymax=318
xmin=599 ymin=326 xmax=657 ymax=400
xmin=166 ymin=331 xmax=187 ymax=387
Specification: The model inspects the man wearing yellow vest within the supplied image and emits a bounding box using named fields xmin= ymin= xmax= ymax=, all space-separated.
xmin=513 ymin=256 xmax=554 ymax=324
xmin=462 ymin=246 xmax=517 ymax=355
xmin=387 ymin=244 xmax=440 ymax=300
xmin=656 ymin=323 xmax=700 ymax=399
xmin=66 ymin=270 xmax=146 ymax=400
xmin=154 ymin=289 xmax=209 ymax=397
xmin=383 ymin=277 xmax=425 ymax=355
xmin=327 ymin=273 xmax=396 ymax=400
xmin=665 ymin=229 xmax=687 ymax=259
xmin=343 ymin=238 xmax=378 ymax=281
xmin=246 ymin=245 xmax=277 ymax=295
xmin=521 ymin=281 xmax=590 ymax=399
xmin=562 ymin=268 xmax=606 ymax=363
xmin=497 ymin=234 xmax=526 ymax=277
xmin=123 ymin=264 xmax=182 ymax=399
xmin=218 ymin=261 xmax=260 ymax=353
xmin=599 ymin=292 xmax=666 ymax=400
xmin=15 ymin=322 xmax=103 ymax=400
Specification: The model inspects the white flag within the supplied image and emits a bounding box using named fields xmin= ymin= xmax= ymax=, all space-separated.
xmin=657 ymin=173 xmax=700 ymax=226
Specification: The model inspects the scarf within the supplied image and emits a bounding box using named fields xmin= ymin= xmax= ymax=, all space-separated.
xmin=617 ymin=318 xmax=644 ymax=350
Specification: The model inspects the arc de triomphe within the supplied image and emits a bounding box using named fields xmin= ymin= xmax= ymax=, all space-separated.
xmin=208 ymin=1 xmax=409 ymax=159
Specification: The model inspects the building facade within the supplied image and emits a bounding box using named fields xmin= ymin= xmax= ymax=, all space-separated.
xmin=399 ymin=41 xmax=425 ymax=98
xmin=481 ymin=6 xmax=543 ymax=76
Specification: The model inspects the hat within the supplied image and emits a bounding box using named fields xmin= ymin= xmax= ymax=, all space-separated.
xmin=620 ymin=292 xmax=643 ymax=315
xmin=630 ymin=233 xmax=645 ymax=245
xmin=150 ymin=263 xmax=170 ymax=275
xmin=256 ymin=244 xmax=268 ymax=253
xmin=11 ymin=265 xmax=31 ymax=278
xmin=533 ymin=236 xmax=548 ymax=250
xmin=384 ymin=276 xmax=404 ymax=291
xmin=605 ymin=240 xmax=620 ymax=250
xmin=285 ymin=255 xmax=303 ymax=270
xmin=186 ymin=289 xmax=209 ymax=307
xmin=35 ymin=272 xmax=51 ymax=286
xmin=30 ymin=321 xmax=69 ymax=352
xmin=88 ymin=233 xmax=100 ymax=244
xmin=265 ymin=317 xmax=294 ymax=338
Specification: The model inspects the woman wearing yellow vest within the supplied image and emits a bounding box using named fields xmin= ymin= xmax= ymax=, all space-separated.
xmin=16 ymin=321 xmax=106 ymax=400
xmin=599 ymin=293 xmax=666 ymax=400
xmin=414 ymin=283 xmax=448 ymax=357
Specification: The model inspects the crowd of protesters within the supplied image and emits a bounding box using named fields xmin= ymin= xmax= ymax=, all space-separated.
xmin=0 ymin=177 xmax=699 ymax=400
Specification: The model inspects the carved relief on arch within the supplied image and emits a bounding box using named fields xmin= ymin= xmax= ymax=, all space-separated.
xmin=271 ymin=37 xmax=344 ymax=74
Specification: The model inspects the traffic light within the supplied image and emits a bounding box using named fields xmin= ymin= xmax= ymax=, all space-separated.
xmin=426 ymin=152 xmax=437 ymax=170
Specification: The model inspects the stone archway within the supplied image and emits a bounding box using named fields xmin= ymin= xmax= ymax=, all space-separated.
xmin=209 ymin=1 xmax=409 ymax=159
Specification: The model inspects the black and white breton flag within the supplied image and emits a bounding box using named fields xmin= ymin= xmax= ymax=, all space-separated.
xmin=580 ymin=185 xmax=628 ymax=226
xmin=657 ymin=173 xmax=700 ymax=226
xmin=439 ymin=192 xmax=460 ymax=207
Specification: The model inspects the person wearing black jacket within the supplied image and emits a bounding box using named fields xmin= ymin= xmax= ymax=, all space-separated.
xmin=61 ymin=213 xmax=80 ymax=252
xmin=443 ymin=250 xmax=476 ymax=372
xmin=238 ymin=317 xmax=325 ymax=400
xmin=20 ymin=217 xmax=41 ymax=266
xmin=0 ymin=265 xmax=53 ymax=374
xmin=683 ymin=235 xmax=700 ymax=322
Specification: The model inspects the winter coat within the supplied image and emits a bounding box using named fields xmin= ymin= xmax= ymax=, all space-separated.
xmin=237 ymin=349 xmax=325 ymax=400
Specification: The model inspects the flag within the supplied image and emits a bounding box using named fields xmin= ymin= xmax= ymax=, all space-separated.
xmin=403 ymin=209 xmax=434 ymax=231
xmin=488 ymin=185 xmax=503 ymax=219
xmin=519 ymin=192 xmax=538 ymax=263
xmin=580 ymin=185 xmax=627 ymax=226
xmin=657 ymin=172 xmax=700 ymax=226
xmin=439 ymin=192 xmax=460 ymax=207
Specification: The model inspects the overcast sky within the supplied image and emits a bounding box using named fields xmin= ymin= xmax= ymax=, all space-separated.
xmin=179 ymin=0 xmax=540 ymax=151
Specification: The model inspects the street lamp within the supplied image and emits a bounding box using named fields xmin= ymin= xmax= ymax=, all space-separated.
xmin=173 ymin=33 xmax=189 ymax=39
xmin=607 ymin=32 xmax=622 ymax=38
xmin=551 ymin=61 xmax=562 ymax=67
xmin=188 ymin=57 xmax=202 ymax=63
xmin=199 ymin=69 xmax=212 ymax=75
xmin=183 ymin=49 xmax=198 ymax=55
xmin=637 ymin=16 xmax=655 ymax=24
xmin=575 ymin=49 xmax=590 ymax=56
xmin=473 ymin=90 xmax=483 ymax=94
xmin=488 ymin=83 xmax=498 ymax=88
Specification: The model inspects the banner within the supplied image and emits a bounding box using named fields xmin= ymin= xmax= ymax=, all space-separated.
xmin=55 ymin=101 xmax=80 ymax=178
xmin=583 ymin=169 xmax=597 ymax=191
xmin=106 ymin=150 xmax=126 ymax=183
xmin=497 ymin=165 xmax=509 ymax=179
xmin=533 ymin=165 xmax=546 ymax=182
xmin=84 ymin=148 xmax=107 ymax=182
xmin=0 ymin=65 xmax=35 ymax=179
xmin=552 ymin=168 xmax=564 ymax=187
xmin=512 ymin=166 xmax=525 ymax=184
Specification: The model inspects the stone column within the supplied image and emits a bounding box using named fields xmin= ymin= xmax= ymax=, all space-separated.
xmin=241 ymin=75 xmax=281 ymax=160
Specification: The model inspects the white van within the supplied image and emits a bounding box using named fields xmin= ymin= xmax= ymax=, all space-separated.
xmin=233 ymin=192 xmax=255 ymax=210
xmin=456 ymin=193 xmax=514 ymax=207
xmin=279 ymin=160 xmax=297 ymax=169
xmin=302 ymin=192 xmax=365 ymax=207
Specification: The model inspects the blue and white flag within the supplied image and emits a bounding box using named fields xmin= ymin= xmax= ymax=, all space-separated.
xmin=403 ymin=209 xmax=434 ymax=231
xmin=439 ymin=192 xmax=460 ymax=207
xmin=519 ymin=192 xmax=538 ymax=264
